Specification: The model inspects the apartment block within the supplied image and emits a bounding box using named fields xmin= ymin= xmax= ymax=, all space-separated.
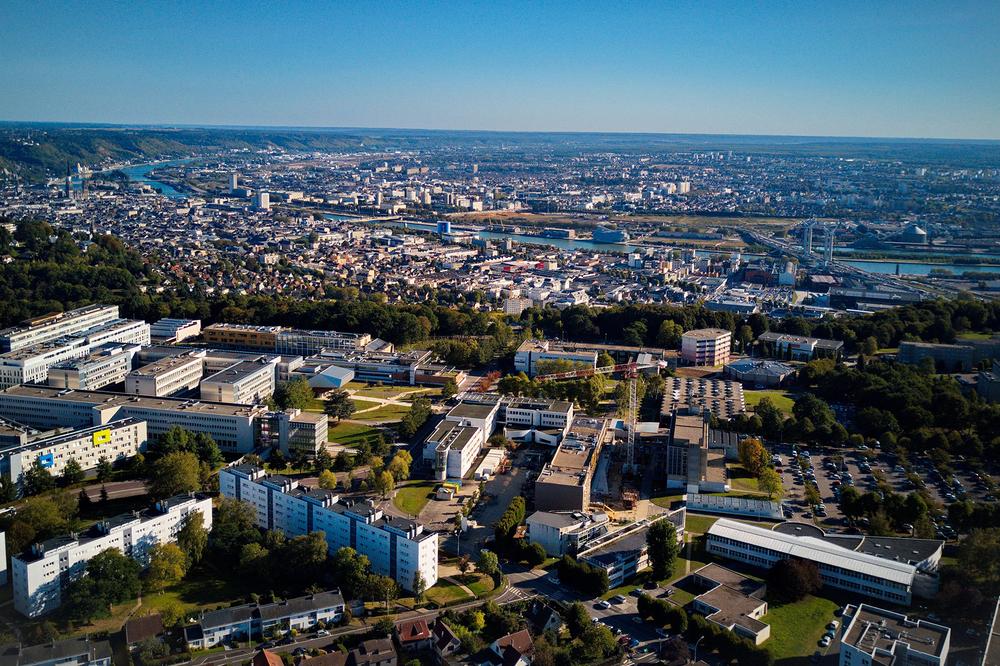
xmin=840 ymin=604 xmax=950 ymax=666
xmin=47 ymin=343 xmax=137 ymax=390
xmin=0 ymin=637 xmax=112 ymax=666
xmin=220 ymin=466 xmax=437 ymax=591
xmin=12 ymin=494 xmax=212 ymax=617
xmin=0 ymin=418 xmax=146 ymax=490
xmin=0 ymin=305 xmax=120 ymax=353
xmin=126 ymin=352 xmax=204 ymax=397
xmin=200 ymin=358 xmax=276 ymax=404
xmin=680 ymin=328 xmax=732 ymax=366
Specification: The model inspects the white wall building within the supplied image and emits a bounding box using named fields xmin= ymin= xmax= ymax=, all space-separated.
xmin=840 ymin=604 xmax=950 ymax=666
xmin=0 ymin=419 xmax=147 ymax=490
xmin=513 ymin=340 xmax=597 ymax=377
xmin=681 ymin=328 xmax=732 ymax=366
xmin=150 ymin=318 xmax=202 ymax=343
xmin=47 ymin=343 xmax=138 ymax=390
xmin=0 ymin=305 xmax=120 ymax=353
xmin=220 ymin=465 xmax=437 ymax=591
xmin=200 ymin=359 xmax=276 ymax=405
xmin=424 ymin=420 xmax=483 ymax=481
xmin=126 ymin=352 xmax=204 ymax=397
xmin=504 ymin=398 xmax=574 ymax=445
xmin=12 ymin=494 xmax=212 ymax=617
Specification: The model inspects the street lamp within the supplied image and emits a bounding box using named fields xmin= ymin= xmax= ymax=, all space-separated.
xmin=693 ymin=635 xmax=704 ymax=663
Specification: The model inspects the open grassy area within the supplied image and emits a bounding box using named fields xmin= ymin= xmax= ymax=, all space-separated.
xmin=351 ymin=400 xmax=411 ymax=422
xmin=460 ymin=573 xmax=497 ymax=597
xmin=762 ymin=594 xmax=839 ymax=662
xmin=726 ymin=463 xmax=762 ymax=493
xmin=745 ymin=389 xmax=797 ymax=414
xmin=142 ymin=567 xmax=247 ymax=616
xmin=685 ymin=514 xmax=777 ymax=535
xmin=957 ymin=331 xmax=995 ymax=341
xmin=393 ymin=481 xmax=437 ymax=516
xmin=347 ymin=382 xmax=437 ymax=400
xmin=425 ymin=579 xmax=474 ymax=606
xmin=327 ymin=420 xmax=383 ymax=446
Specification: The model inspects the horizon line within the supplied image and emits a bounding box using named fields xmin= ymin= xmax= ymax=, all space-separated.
xmin=2 ymin=119 xmax=999 ymax=144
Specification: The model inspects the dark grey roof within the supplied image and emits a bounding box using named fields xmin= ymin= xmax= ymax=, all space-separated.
xmin=2 ymin=638 xmax=112 ymax=666
xmin=257 ymin=591 xmax=345 ymax=621
xmin=199 ymin=604 xmax=256 ymax=630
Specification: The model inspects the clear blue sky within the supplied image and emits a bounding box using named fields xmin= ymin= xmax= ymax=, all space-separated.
xmin=2 ymin=1 xmax=998 ymax=139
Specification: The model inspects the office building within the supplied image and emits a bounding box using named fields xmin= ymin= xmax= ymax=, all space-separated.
xmin=12 ymin=494 xmax=212 ymax=617
xmin=0 ymin=385 xmax=265 ymax=453
xmin=706 ymin=519 xmax=936 ymax=605
xmin=840 ymin=604 xmax=950 ymax=666
xmin=149 ymin=318 xmax=202 ymax=343
xmin=274 ymin=409 xmax=328 ymax=457
xmin=424 ymin=420 xmax=483 ymax=482
xmin=229 ymin=173 xmax=239 ymax=193
xmin=756 ymin=331 xmax=844 ymax=361
xmin=659 ymin=376 xmax=745 ymax=420
xmin=303 ymin=349 xmax=461 ymax=387
xmin=276 ymin=329 xmax=372 ymax=355
xmin=184 ymin=590 xmax=345 ymax=650
xmin=202 ymin=323 xmax=285 ymax=351
xmin=534 ymin=417 xmax=608 ymax=511
xmin=0 ymin=419 xmax=146 ymax=490
xmin=220 ymin=466 xmax=437 ymax=591
xmin=503 ymin=398 xmax=574 ymax=445
xmin=896 ymin=340 xmax=1000 ymax=373
xmin=690 ymin=563 xmax=770 ymax=645
xmin=0 ymin=638 xmax=113 ymax=666
xmin=126 ymin=352 xmax=203 ymax=397
xmin=513 ymin=340 xmax=597 ymax=377
xmin=579 ymin=510 xmax=685 ymax=587
xmin=47 ymin=343 xmax=137 ymax=390
xmin=681 ymin=328 xmax=732 ymax=366
xmin=640 ymin=411 xmax=728 ymax=493
xmin=525 ymin=510 xmax=611 ymax=556
xmin=200 ymin=358 xmax=276 ymax=405
xmin=0 ymin=305 xmax=120 ymax=353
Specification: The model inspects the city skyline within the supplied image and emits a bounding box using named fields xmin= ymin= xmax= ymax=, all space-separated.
xmin=1 ymin=1 xmax=999 ymax=140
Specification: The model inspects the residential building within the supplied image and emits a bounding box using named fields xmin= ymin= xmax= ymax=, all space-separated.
xmin=47 ymin=343 xmax=137 ymax=390
xmin=12 ymin=494 xmax=212 ymax=617
xmin=689 ymin=563 xmax=770 ymax=645
xmin=513 ymin=340 xmax=597 ymax=377
xmin=706 ymin=518 xmax=935 ymax=605
xmin=126 ymin=352 xmax=203 ymax=397
xmin=0 ymin=305 xmax=120 ymax=353
xmin=756 ymin=332 xmax=844 ymax=361
xmin=220 ymin=466 xmax=438 ymax=591
xmin=681 ymin=328 xmax=732 ymax=366
xmin=579 ymin=509 xmax=686 ymax=587
xmin=0 ymin=637 xmax=113 ymax=666
xmin=534 ymin=417 xmax=608 ymax=511
xmin=395 ymin=618 xmax=433 ymax=652
xmin=526 ymin=510 xmax=611 ymax=556
xmin=659 ymin=376 xmax=745 ymax=420
xmin=0 ymin=419 xmax=146 ymax=491
xmin=840 ymin=604 xmax=950 ymax=666
xmin=149 ymin=318 xmax=202 ymax=343
xmin=200 ymin=358 xmax=277 ymax=404
xmin=184 ymin=590 xmax=345 ymax=649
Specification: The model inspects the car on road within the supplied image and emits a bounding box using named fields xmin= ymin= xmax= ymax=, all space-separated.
xmin=317 ymin=629 xmax=330 ymax=637
xmin=595 ymin=600 xmax=611 ymax=610
xmin=827 ymin=621 xmax=839 ymax=631
xmin=611 ymin=595 xmax=627 ymax=604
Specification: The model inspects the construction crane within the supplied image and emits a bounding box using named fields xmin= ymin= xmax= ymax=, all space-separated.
xmin=535 ymin=358 xmax=667 ymax=473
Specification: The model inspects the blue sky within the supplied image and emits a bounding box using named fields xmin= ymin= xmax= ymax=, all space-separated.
xmin=1 ymin=1 xmax=998 ymax=139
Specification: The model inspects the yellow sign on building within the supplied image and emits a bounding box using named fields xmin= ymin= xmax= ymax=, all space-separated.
xmin=92 ymin=429 xmax=112 ymax=446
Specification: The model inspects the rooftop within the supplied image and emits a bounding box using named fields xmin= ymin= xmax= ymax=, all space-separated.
xmin=843 ymin=604 xmax=949 ymax=659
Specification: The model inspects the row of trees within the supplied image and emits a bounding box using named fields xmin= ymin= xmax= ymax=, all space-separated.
xmin=556 ymin=555 xmax=610 ymax=597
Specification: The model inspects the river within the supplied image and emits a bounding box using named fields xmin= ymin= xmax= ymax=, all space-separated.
xmin=116 ymin=159 xmax=195 ymax=199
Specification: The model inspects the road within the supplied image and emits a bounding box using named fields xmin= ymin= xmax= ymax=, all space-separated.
xmin=82 ymin=480 xmax=148 ymax=502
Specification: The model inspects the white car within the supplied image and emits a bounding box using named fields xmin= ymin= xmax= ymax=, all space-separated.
xmin=596 ymin=600 xmax=611 ymax=610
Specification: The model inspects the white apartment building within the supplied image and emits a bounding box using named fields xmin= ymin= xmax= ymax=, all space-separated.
xmin=706 ymin=519 xmax=927 ymax=605
xmin=840 ymin=604 xmax=950 ymax=666
xmin=681 ymin=328 xmax=732 ymax=366
xmin=504 ymin=398 xmax=574 ymax=445
xmin=12 ymin=494 xmax=212 ymax=617
xmin=149 ymin=318 xmax=202 ymax=343
xmin=0 ymin=385 xmax=265 ymax=453
xmin=513 ymin=340 xmax=597 ymax=377
xmin=126 ymin=352 xmax=203 ymax=397
xmin=424 ymin=420 xmax=483 ymax=481
xmin=0 ymin=305 xmax=120 ymax=352
xmin=47 ymin=343 xmax=137 ymax=390
xmin=220 ymin=466 xmax=438 ymax=591
xmin=275 ymin=329 xmax=372 ymax=356
xmin=0 ymin=418 xmax=146 ymax=490
xmin=200 ymin=359 xmax=276 ymax=405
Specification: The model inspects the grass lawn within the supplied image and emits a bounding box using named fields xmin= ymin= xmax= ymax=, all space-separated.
xmin=726 ymin=463 xmax=762 ymax=493
xmin=352 ymin=402 xmax=411 ymax=422
xmin=685 ymin=513 xmax=778 ymax=535
xmin=460 ymin=573 xmax=497 ymax=597
xmin=393 ymin=481 xmax=437 ymax=516
xmin=327 ymin=420 xmax=383 ymax=446
xmin=426 ymin=579 xmax=474 ymax=606
xmin=745 ymin=389 xmax=797 ymax=414
xmin=348 ymin=383 xmax=437 ymax=400
xmin=762 ymin=594 xmax=839 ymax=662
xmin=651 ymin=492 xmax=684 ymax=510
xmin=957 ymin=331 xmax=995 ymax=341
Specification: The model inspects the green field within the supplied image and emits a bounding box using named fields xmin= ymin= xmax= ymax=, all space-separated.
xmin=684 ymin=514 xmax=777 ymax=535
xmin=762 ymin=594 xmax=840 ymax=662
xmin=726 ymin=463 xmax=762 ymax=493
xmin=393 ymin=481 xmax=437 ymax=516
xmin=352 ymin=403 xmax=411 ymax=422
xmin=745 ymin=389 xmax=797 ymax=414
xmin=461 ymin=573 xmax=497 ymax=597
xmin=346 ymin=382 xmax=437 ymax=400
xmin=425 ymin=579 xmax=474 ymax=606
xmin=327 ymin=421 xmax=383 ymax=446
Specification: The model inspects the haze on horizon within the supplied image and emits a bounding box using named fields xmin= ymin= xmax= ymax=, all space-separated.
xmin=1 ymin=0 xmax=999 ymax=141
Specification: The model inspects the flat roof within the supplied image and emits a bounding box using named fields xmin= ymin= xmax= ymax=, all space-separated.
xmin=682 ymin=328 xmax=732 ymax=340
xmin=843 ymin=605 xmax=949 ymax=658
xmin=0 ymin=385 xmax=262 ymax=417
xmin=447 ymin=402 xmax=497 ymax=420
xmin=129 ymin=352 xmax=201 ymax=377
xmin=202 ymin=359 xmax=273 ymax=384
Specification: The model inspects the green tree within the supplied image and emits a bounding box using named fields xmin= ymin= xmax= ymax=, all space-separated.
xmin=758 ymin=467 xmax=782 ymax=500
xmin=176 ymin=511 xmax=208 ymax=565
xmin=412 ymin=570 xmax=426 ymax=603
xmin=477 ymin=549 xmax=500 ymax=577
xmin=146 ymin=543 xmax=188 ymax=592
xmin=576 ymin=624 xmax=619 ymax=661
xmin=61 ymin=458 xmax=85 ymax=486
xmin=656 ymin=320 xmax=683 ymax=348
xmin=767 ymin=558 xmax=821 ymax=602
xmin=367 ymin=574 xmax=399 ymax=610
xmin=646 ymin=519 xmax=678 ymax=581
xmin=209 ymin=497 xmax=260 ymax=559
xmin=273 ymin=377 xmax=315 ymax=411
xmin=149 ymin=451 xmax=200 ymax=499
xmin=440 ymin=378 xmax=458 ymax=398
xmin=373 ymin=470 xmax=395 ymax=498
xmin=387 ymin=451 xmax=411 ymax=481
xmin=95 ymin=456 xmax=114 ymax=483
xmin=565 ymin=601 xmax=590 ymax=639
xmin=239 ymin=542 xmax=271 ymax=579
xmin=318 ymin=469 xmax=338 ymax=490
xmin=22 ymin=458 xmax=56 ymax=496
xmin=597 ymin=351 xmax=615 ymax=367
xmin=738 ymin=438 xmax=769 ymax=477
xmin=323 ymin=390 xmax=356 ymax=421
